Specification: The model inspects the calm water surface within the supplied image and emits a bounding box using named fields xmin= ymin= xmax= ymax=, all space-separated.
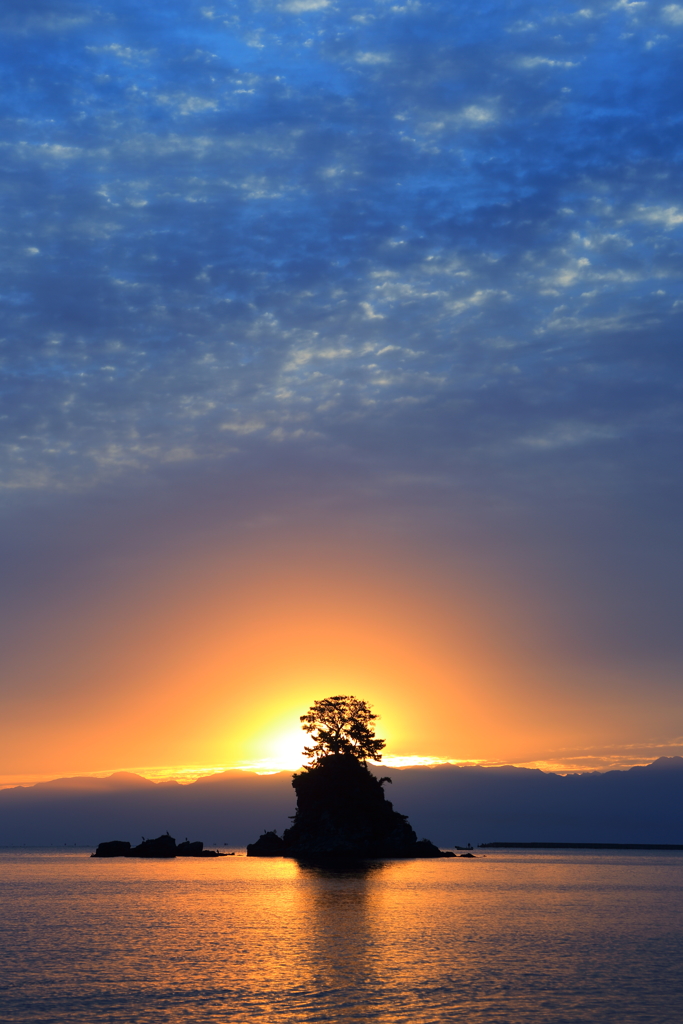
xmin=1 ymin=849 xmax=681 ymax=1023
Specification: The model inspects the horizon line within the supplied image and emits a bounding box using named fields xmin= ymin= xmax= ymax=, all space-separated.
xmin=2 ymin=750 xmax=682 ymax=790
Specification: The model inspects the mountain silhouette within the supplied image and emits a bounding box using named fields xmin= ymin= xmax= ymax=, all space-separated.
xmin=1 ymin=757 xmax=681 ymax=847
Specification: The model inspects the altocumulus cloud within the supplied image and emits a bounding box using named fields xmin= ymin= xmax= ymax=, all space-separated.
xmin=0 ymin=0 xmax=681 ymax=501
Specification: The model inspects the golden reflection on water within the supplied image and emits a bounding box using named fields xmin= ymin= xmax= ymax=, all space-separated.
xmin=295 ymin=860 xmax=388 ymax=1009
xmin=1 ymin=850 xmax=682 ymax=1023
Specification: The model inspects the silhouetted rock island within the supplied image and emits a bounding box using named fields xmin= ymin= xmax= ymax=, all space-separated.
xmin=247 ymin=752 xmax=454 ymax=859
xmin=92 ymin=832 xmax=225 ymax=858
xmin=249 ymin=695 xmax=455 ymax=860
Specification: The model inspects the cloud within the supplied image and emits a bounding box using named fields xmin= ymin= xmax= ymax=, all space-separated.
xmin=636 ymin=205 xmax=683 ymax=228
xmin=86 ymin=43 xmax=155 ymax=63
xmin=460 ymin=105 xmax=497 ymax=123
xmin=154 ymin=93 xmax=219 ymax=115
xmin=662 ymin=3 xmax=683 ymax=23
xmin=0 ymin=0 xmax=680 ymax=511
xmin=0 ymin=9 xmax=95 ymax=34
xmin=279 ymin=0 xmax=331 ymax=10
xmin=517 ymin=422 xmax=621 ymax=450
xmin=355 ymin=51 xmax=392 ymax=64
xmin=518 ymin=56 xmax=580 ymax=68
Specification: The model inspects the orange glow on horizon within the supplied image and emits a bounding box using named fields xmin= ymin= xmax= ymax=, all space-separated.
xmin=2 ymin=748 xmax=678 ymax=791
xmin=1 ymin=522 xmax=680 ymax=785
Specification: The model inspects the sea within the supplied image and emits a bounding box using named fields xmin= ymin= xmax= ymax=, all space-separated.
xmin=1 ymin=848 xmax=681 ymax=1024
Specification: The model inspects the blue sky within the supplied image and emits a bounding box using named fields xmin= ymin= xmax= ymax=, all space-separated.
xmin=1 ymin=0 xmax=682 ymax=777
xmin=2 ymin=0 xmax=681 ymax=490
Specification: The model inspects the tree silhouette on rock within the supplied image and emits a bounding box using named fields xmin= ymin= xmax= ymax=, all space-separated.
xmin=300 ymin=695 xmax=386 ymax=763
xmin=247 ymin=694 xmax=454 ymax=859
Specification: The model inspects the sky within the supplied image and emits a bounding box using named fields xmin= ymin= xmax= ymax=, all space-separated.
xmin=0 ymin=0 xmax=682 ymax=786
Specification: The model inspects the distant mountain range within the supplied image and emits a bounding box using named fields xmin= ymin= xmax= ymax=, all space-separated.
xmin=1 ymin=757 xmax=681 ymax=848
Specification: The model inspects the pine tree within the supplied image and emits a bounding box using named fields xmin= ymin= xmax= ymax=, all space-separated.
xmin=300 ymin=695 xmax=386 ymax=763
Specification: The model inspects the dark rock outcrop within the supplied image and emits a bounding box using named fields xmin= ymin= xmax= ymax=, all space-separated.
xmin=176 ymin=840 xmax=223 ymax=857
xmin=129 ymin=833 xmax=177 ymax=858
xmin=246 ymin=830 xmax=286 ymax=856
xmin=91 ymin=833 xmax=225 ymax=857
xmin=92 ymin=840 xmax=131 ymax=857
xmin=177 ymin=840 xmax=203 ymax=856
xmin=247 ymin=754 xmax=454 ymax=859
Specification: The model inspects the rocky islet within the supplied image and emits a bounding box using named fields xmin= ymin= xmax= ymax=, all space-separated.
xmin=92 ymin=833 xmax=225 ymax=858
xmin=247 ymin=753 xmax=455 ymax=859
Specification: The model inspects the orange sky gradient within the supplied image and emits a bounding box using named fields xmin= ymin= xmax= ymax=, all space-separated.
xmin=1 ymin=514 xmax=680 ymax=789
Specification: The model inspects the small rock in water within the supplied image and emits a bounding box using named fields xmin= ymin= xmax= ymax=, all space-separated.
xmin=91 ymin=840 xmax=131 ymax=858
xmin=92 ymin=833 xmax=226 ymax=858
xmin=129 ymin=833 xmax=177 ymax=858
xmin=246 ymin=831 xmax=286 ymax=857
xmin=176 ymin=840 xmax=204 ymax=857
